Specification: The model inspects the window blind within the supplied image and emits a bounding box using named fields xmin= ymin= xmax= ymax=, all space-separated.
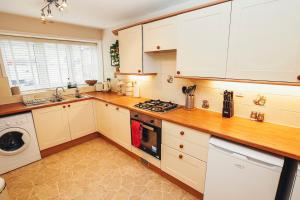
xmin=0 ymin=37 xmax=100 ymax=91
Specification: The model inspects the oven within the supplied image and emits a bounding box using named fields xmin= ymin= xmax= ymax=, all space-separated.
xmin=130 ymin=111 xmax=161 ymax=160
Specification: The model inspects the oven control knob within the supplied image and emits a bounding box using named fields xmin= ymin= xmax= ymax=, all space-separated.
xmin=150 ymin=120 xmax=154 ymax=124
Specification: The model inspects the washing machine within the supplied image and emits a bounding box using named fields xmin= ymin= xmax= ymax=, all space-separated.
xmin=0 ymin=177 xmax=9 ymax=200
xmin=0 ymin=112 xmax=41 ymax=174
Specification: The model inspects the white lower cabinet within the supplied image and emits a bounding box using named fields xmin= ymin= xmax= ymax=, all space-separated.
xmin=95 ymin=101 xmax=112 ymax=138
xmin=95 ymin=101 xmax=131 ymax=151
xmin=161 ymin=145 xmax=207 ymax=193
xmin=68 ymin=101 xmax=96 ymax=140
xmin=110 ymin=105 xmax=131 ymax=151
xmin=161 ymin=121 xmax=210 ymax=193
xmin=32 ymin=100 xmax=96 ymax=150
xmin=33 ymin=104 xmax=70 ymax=150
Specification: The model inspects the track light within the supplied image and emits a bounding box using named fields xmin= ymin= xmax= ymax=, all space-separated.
xmin=40 ymin=0 xmax=68 ymax=22
xmin=47 ymin=6 xmax=53 ymax=18
xmin=41 ymin=11 xmax=46 ymax=21
xmin=62 ymin=0 xmax=67 ymax=8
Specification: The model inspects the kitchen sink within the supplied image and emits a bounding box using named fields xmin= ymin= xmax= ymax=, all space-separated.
xmin=23 ymin=94 xmax=91 ymax=107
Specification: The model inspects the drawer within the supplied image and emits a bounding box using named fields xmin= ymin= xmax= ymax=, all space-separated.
xmin=161 ymin=145 xmax=206 ymax=193
xmin=109 ymin=104 xmax=129 ymax=115
xmin=163 ymin=133 xmax=208 ymax=161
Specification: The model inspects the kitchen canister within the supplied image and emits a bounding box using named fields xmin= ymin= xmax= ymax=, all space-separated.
xmin=185 ymin=94 xmax=195 ymax=110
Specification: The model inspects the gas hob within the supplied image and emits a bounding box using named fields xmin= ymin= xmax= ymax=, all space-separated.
xmin=134 ymin=100 xmax=178 ymax=113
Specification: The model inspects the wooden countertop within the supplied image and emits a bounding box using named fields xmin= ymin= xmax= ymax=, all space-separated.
xmin=1 ymin=91 xmax=300 ymax=160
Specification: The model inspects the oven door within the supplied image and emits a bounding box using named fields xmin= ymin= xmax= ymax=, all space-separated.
xmin=140 ymin=122 xmax=161 ymax=160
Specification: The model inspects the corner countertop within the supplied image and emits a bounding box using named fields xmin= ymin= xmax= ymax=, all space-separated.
xmin=1 ymin=91 xmax=300 ymax=160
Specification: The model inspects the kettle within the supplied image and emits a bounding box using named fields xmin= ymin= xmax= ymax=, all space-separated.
xmin=102 ymin=80 xmax=111 ymax=92
xmin=95 ymin=83 xmax=104 ymax=91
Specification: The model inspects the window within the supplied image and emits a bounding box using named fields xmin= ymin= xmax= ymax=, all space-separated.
xmin=0 ymin=37 xmax=101 ymax=91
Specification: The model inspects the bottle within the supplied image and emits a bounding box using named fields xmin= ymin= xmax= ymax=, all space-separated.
xmin=75 ymin=87 xmax=81 ymax=98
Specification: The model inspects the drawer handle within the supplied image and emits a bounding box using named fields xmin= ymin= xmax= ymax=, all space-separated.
xmin=156 ymin=45 xmax=160 ymax=50
xmin=63 ymin=105 xmax=66 ymax=108
xmin=179 ymin=154 xmax=183 ymax=159
xmin=116 ymin=107 xmax=119 ymax=111
xmin=298 ymin=75 xmax=300 ymax=81
xmin=180 ymin=131 xmax=184 ymax=136
xmin=179 ymin=144 xmax=184 ymax=149
xmin=105 ymin=104 xmax=108 ymax=107
xmin=176 ymin=71 xmax=181 ymax=75
xmin=68 ymin=105 xmax=70 ymax=107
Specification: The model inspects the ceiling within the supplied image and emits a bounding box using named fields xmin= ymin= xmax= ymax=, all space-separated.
xmin=0 ymin=0 xmax=192 ymax=29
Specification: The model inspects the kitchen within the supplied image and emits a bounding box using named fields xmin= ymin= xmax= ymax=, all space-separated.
xmin=0 ymin=0 xmax=300 ymax=199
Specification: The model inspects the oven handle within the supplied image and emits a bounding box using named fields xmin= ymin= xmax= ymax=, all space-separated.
xmin=140 ymin=123 xmax=155 ymax=131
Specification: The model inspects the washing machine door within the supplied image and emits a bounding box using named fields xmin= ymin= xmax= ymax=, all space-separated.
xmin=0 ymin=128 xmax=31 ymax=156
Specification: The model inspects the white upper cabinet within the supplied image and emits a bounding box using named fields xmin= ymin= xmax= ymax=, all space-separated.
xmin=143 ymin=17 xmax=177 ymax=52
xmin=119 ymin=25 xmax=143 ymax=74
xmin=227 ymin=0 xmax=300 ymax=83
xmin=176 ymin=2 xmax=231 ymax=78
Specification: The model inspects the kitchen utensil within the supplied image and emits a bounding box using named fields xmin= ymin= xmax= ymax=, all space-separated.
xmin=222 ymin=90 xmax=234 ymax=118
xmin=182 ymin=86 xmax=187 ymax=94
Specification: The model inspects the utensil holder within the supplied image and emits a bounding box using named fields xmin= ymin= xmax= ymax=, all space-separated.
xmin=185 ymin=94 xmax=195 ymax=110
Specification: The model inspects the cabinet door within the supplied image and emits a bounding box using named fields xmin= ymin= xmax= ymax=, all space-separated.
xmin=143 ymin=17 xmax=177 ymax=52
xmin=110 ymin=105 xmax=131 ymax=151
xmin=95 ymin=100 xmax=106 ymax=133
xmin=32 ymin=105 xmax=70 ymax=150
xmin=161 ymin=145 xmax=207 ymax=193
xmin=101 ymin=103 xmax=114 ymax=139
xmin=176 ymin=2 xmax=231 ymax=78
xmin=68 ymin=100 xmax=96 ymax=140
xmin=227 ymin=0 xmax=300 ymax=82
xmin=119 ymin=25 xmax=143 ymax=73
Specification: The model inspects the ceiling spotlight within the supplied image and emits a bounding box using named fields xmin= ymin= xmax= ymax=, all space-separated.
xmin=41 ymin=11 xmax=46 ymax=21
xmin=59 ymin=6 xmax=64 ymax=12
xmin=47 ymin=6 xmax=53 ymax=18
xmin=62 ymin=0 xmax=67 ymax=8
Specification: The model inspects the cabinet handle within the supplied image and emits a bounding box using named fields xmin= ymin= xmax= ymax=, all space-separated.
xmin=176 ymin=71 xmax=181 ymax=75
xmin=179 ymin=154 xmax=183 ymax=159
xmin=105 ymin=104 xmax=108 ymax=107
xmin=180 ymin=131 xmax=184 ymax=136
xmin=179 ymin=144 xmax=184 ymax=149
xmin=156 ymin=45 xmax=160 ymax=50
xmin=297 ymin=75 xmax=300 ymax=81
xmin=68 ymin=105 xmax=70 ymax=107
xmin=63 ymin=105 xmax=66 ymax=108
xmin=138 ymin=69 xmax=141 ymax=73
xmin=116 ymin=107 xmax=119 ymax=111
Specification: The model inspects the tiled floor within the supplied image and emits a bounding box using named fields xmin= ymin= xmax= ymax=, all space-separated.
xmin=3 ymin=138 xmax=198 ymax=200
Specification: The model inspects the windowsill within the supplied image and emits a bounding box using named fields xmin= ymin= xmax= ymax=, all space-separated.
xmin=19 ymin=84 xmax=94 ymax=96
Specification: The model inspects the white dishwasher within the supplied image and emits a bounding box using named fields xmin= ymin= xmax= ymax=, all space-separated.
xmin=291 ymin=163 xmax=300 ymax=200
xmin=204 ymin=137 xmax=284 ymax=200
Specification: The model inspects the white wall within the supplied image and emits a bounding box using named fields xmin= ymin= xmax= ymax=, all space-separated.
xmin=116 ymin=52 xmax=300 ymax=128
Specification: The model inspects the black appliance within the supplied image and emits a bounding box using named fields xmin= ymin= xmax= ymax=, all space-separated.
xmin=134 ymin=99 xmax=178 ymax=113
xmin=130 ymin=111 xmax=161 ymax=160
